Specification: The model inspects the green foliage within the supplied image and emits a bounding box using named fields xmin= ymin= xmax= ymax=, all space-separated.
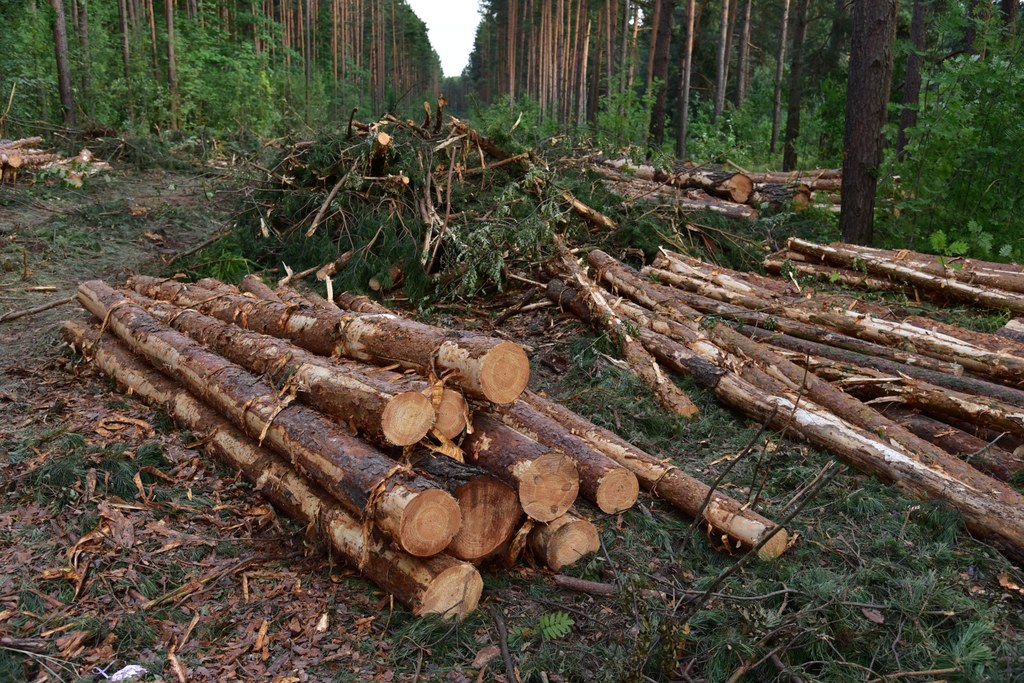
xmin=594 ymin=85 xmax=657 ymax=153
xmin=537 ymin=611 xmax=575 ymax=641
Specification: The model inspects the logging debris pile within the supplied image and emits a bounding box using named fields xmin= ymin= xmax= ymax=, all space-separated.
xmin=0 ymin=136 xmax=111 ymax=186
xmin=62 ymin=274 xmax=791 ymax=619
xmin=547 ymin=242 xmax=1024 ymax=564
xmin=232 ymin=109 xmax=824 ymax=301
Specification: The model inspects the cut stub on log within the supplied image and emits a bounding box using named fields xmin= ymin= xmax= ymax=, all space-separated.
xmin=77 ymin=281 xmax=461 ymax=557
xmin=462 ymin=414 xmax=579 ymax=522
xmin=409 ymin=451 xmax=521 ymax=562
xmin=528 ymin=511 xmax=600 ymax=571
xmin=63 ymin=320 xmax=481 ymax=618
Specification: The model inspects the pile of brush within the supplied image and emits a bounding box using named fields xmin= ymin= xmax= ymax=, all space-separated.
xmin=63 ymin=274 xmax=789 ymax=619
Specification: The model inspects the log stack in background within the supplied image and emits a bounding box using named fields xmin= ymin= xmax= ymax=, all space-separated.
xmin=548 ymin=244 xmax=1024 ymax=563
xmin=64 ymin=274 xmax=790 ymax=618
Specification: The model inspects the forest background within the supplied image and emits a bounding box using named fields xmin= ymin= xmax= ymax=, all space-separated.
xmin=1 ymin=0 xmax=1022 ymax=258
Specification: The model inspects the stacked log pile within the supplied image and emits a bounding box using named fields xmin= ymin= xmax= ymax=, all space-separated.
xmin=767 ymin=238 xmax=1024 ymax=313
xmin=63 ymin=275 xmax=790 ymax=618
xmin=547 ymin=245 xmax=1024 ymax=562
xmin=0 ymin=137 xmax=110 ymax=184
xmin=593 ymin=159 xmax=842 ymax=218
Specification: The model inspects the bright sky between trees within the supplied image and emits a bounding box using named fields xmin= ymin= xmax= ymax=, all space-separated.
xmin=405 ymin=0 xmax=483 ymax=77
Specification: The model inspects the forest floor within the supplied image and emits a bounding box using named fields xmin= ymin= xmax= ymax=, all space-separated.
xmin=2 ymin=159 xmax=1024 ymax=683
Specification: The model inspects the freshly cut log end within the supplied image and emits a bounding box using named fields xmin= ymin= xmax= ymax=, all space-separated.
xmin=446 ymin=477 xmax=521 ymax=561
xmin=594 ymin=468 xmax=641 ymax=514
xmin=416 ymin=560 xmax=484 ymax=618
xmin=398 ymin=489 xmax=463 ymax=557
xmin=529 ymin=513 xmax=600 ymax=571
xmin=381 ymin=391 xmax=436 ymax=446
xmin=430 ymin=387 xmax=469 ymax=439
xmin=477 ymin=340 xmax=530 ymax=404
xmin=515 ymin=452 xmax=580 ymax=522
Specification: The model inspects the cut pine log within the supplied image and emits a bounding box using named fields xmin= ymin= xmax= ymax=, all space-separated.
xmin=750 ymin=183 xmax=810 ymax=210
xmin=409 ymin=451 xmax=521 ymax=562
xmin=64 ymin=321 xmax=479 ymax=618
xmin=488 ymin=401 xmax=639 ymax=514
xmin=461 ymin=413 xmax=579 ymax=522
xmin=133 ymin=294 xmax=436 ymax=447
xmin=127 ymin=275 xmax=530 ymax=403
xmin=877 ymin=405 xmax=1024 ymax=482
xmin=765 ymin=250 xmax=911 ymax=294
xmin=999 ymin=318 xmax=1024 ymax=345
xmin=77 ymin=281 xmax=461 ymax=557
xmin=550 ymin=237 xmax=700 ymax=419
xmin=787 ymin=238 xmax=1024 ymax=314
xmin=528 ymin=511 xmax=600 ymax=571
xmin=63 ymin=320 xmax=481 ymax=618
xmin=599 ymin=158 xmax=755 ymax=203
xmin=523 ymin=386 xmax=790 ymax=560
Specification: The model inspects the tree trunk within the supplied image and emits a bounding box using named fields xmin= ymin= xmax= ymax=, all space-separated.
xmin=166 ymin=0 xmax=180 ymax=129
xmin=63 ymin=321 xmax=482 ymax=618
xmin=528 ymin=512 xmax=600 ymax=571
xmin=839 ymin=0 xmax=897 ymax=245
xmin=896 ymin=0 xmax=928 ymax=158
xmin=781 ymin=0 xmax=808 ymax=171
xmin=136 ymin=295 xmax=437 ymax=447
xmin=787 ymin=238 xmax=1024 ymax=315
xmin=487 ymin=401 xmax=639 ymax=513
xmin=76 ymin=0 xmax=90 ymax=117
xmin=461 ymin=414 xmax=580 ymax=522
xmin=76 ymin=281 xmax=461 ymax=558
xmin=769 ymin=0 xmax=791 ymax=154
xmin=712 ymin=0 xmax=731 ymax=123
xmin=647 ymin=0 xmax=674 ymax=147
xmin=51 ymin=0 xmax=77 ymax=128
xmin=735 ymin=0 xmax=752 ymax=106
xmin=676 ymin=0 xmax=696 ymax=160
xmin=1002 ymin=0 xmax=1019 ymax=32
xmin=127 ymin=275 xmax=530 ymax=404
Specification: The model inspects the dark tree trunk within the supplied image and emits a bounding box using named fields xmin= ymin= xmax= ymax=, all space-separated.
xmin=648 ymin=0 xmax=674 ymax=148
xmin=735 ymin=0 xmax=752 ymax=106
xmin=769 ymin=0 xmax=791 ymax=153
xmin=896 ymin=0 xmax=928 ymax=158
xmin=77 ymin=0 xmax=90 ymax=117
xmin=166 ymin=0 xmax=180 ymax=129
xmin=1002 ymin=0 xmax=1019 ymax=32
xmin=675 ymin=0 xmax=697 ymax=159
xmin=51 ymin=0 xmax=77 ymax=128
xmin=781 ymin=0 xmax=808 ymax=171
xmin=839 ymin=0 xmax=898 ymax=246
xmin=712 ymin=0 xmax=731 ymax=123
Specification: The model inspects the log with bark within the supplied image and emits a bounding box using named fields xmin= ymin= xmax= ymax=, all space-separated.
xmin=77 ymin=281 xmax=461 ymax=557
xmin=577 ymin=252 xmax=1024 ymax=556
xmin=239 ymin=274 xmax=283 ymax=302
xmin=750 ymin=183 xmax=811 ymax=211
xmin=999 ymin=318 xmax=1024 ymax=345
xmin=765 ymin=249 xmax=911 ymax=294
xmin=461 ymin=413 xmax=580 ymax=522
xmin=127 ymin=275 xmax=531 ymax=403
xmin=131 ymin=294 xmax=437 ymax=447
xmin=63 ymin=320 xmax=481 ymax=618
xmin=408 ymin=450 xmax=522 ymax=562
xmin=523 ymin=385 xmax=791 ymax=560
xmin=599 ymin=158 xmax=755 ymax=204
xmin=528 ymin=511 xmax=601 ymax=571
xmin=549 ymin=237 xmax=700 ymax=419
xmin=487 ymin=400 xmax=640 ymax=514
xmin=787 ymin=238 xmax=1024 ymax=314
